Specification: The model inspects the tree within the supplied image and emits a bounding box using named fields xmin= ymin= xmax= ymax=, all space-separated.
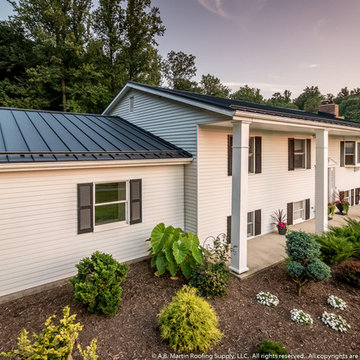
xmin=267 ymin=90 xmax=297 ymax=109
xmin=162 ymin=50 xmax=198 ymax=90
xmin=294 ymin=86 xmax=324 ymax=113
xmin=199 ymin=74 xmax=230 ymax=98
xmin=119 ymin=0 xmax=165 ymax=84
xmin=10 ymin=0 xmax=92 ymax=111
xmin=230 ymin=85 xmax=264 ymax=104
xmin=339 ymin=97 xmax=360 ymax=122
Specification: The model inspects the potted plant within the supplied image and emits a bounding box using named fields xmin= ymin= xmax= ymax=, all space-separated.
xmin=328 ymin=203 xmax=335 ymax=219
xmin=271 ymin=209 xmax=288 ymax=235
xmin=335 ymin=191 xmax=349 ymax=215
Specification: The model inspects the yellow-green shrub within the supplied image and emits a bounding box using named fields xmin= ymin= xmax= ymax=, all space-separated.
xmin=157 ymin=286 xmax=223 ymax=353
xmin=0 ymin=306 xmax=97 ymax=360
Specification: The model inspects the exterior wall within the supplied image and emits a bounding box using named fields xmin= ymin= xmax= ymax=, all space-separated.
xmin=197 ymin=127 xmax=360 ymax=242
xmin=0 ymin=164 xmax=184 ymax=298
xmin=197 ymin=126 xmax=318 ymax=242
xmin=108 ymin=89 xmax=228 ymax=234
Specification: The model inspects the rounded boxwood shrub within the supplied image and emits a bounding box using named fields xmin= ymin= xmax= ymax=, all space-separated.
xmin=70 ymin=251 xmax=129 ymax=315
xmin=257 ymin=340 xmax=289 ymax=358
xmin=157 ymin=286 xmax=223 ymax=353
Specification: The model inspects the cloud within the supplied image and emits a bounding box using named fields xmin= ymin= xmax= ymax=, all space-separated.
xmin=300 ymin=64 xmax=320 ymax=69
xmin=197 ymin=0 xmax=231 ymax=18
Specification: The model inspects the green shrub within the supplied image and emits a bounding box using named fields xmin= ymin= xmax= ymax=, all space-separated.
xmin=257 ymin=340 xmax=289 ymax=358
xmin=70 ymin=251 xmax=129 ymax=315
xmin=0 ymin=306 xmax=97 ymax=360
xmin=189 ymin=235 xmax=231 ymax=298
xmin=314 ymin=218 xmax=360 ymax=264
xmin=157 ymin=286 xmax=223 ymax=353
xmin=78 ymin=339 xmax=98 ymax=360
xmin=286 ymin=231 xmax=331 ymax=296
xmin=148 ymin=223 xmax=204 ymax=279
xmin=336 ymin=260 xmax=360 ymax=288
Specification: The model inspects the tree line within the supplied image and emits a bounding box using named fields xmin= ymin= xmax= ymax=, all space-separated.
xmin=1 ymin=0 xmax=360 ymax=122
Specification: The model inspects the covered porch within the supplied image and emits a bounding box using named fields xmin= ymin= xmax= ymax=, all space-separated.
xmin=243 ymin=205 xmax=360 ymax=278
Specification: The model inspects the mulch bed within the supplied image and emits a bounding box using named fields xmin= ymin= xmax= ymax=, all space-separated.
xmin=0 ymin=260 xmax=359 ymax=359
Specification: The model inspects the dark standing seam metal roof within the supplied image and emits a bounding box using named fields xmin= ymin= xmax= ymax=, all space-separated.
xmin=0 ymin=108 xmax=192 ymax=163
xmin=128 ymin=82 xmax=360 ymax=130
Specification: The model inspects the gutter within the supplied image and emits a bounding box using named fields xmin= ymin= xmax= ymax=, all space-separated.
xmin=0 ymin=157 xmax=193 ymax=173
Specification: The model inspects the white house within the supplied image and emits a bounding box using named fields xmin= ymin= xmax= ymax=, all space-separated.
xmin=104 ymin=82 xmax=360 ymax=275
xmin=1 ymin=83 xmax=360 ymax=302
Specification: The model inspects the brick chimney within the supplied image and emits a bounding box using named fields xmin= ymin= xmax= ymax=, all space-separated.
xmin=318 ymin=101 xmax=339 ymax=118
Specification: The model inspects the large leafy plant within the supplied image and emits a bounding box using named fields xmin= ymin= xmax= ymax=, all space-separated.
xmin=148 ymin=223 xmax=204 ymax=278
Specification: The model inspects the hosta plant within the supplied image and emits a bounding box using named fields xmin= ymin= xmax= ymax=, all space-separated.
xmin=327 ymin=295 xmax=347 ymax=310
xmin=158 ymin=286 xmax=223 ymax=353
xmin=321 ymin=312 xmax=350 ymax=332
xmin=148 ymin=223 xmax=204 ymax=279
xmin=290 ymin=309 xmax=313 ymax=326
xmin=256 ymin=291 xmax=279 ymax=307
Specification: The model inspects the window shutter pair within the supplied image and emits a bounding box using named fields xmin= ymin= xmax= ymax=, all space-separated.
xmin=287 ymin=199 xmax=310 ymax=225
xmin=227 ymin=209 xmax=261 ymax=239
xmin=77 ymin=179 xmax=142 ymax=234
xmin=228 ymin=135 xmax=262 ymax=175
xmin=288 ymin=138 xmax=311 ymax=171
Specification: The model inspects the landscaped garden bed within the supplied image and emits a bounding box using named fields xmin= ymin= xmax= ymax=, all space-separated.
xmin=0 ymin=259 xmax=359 ymax=359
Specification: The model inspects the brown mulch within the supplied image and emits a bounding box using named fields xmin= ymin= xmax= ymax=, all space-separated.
xmin=0 ymin=260 xmax=359 ymax=359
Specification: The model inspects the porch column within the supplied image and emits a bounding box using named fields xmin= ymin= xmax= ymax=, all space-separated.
xmin=315 ymin=129 xmax=328 ymax=235
xmin=230 ymin=120 xmax=250 ymax=274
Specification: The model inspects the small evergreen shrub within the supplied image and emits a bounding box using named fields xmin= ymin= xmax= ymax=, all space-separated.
xmin=189 ymin=235 xmax=231 ymax=298
xmin=286 ymin=231 xmax=331 ymax=296
xmin=257 ymin=340 xmax=289 ymax=358
xmin=157 ymin=286 xmax=223 ymax=353
xmin=70 ymin=251 xmax=129 ymax=315
xmin=336 ymin=260 xmax=360 ymax=288
xmin=78 ymin=339 xmax=98 ymax=360
xmin=0 ymin=306 xmax=97 ymax=359
xmin=148 ymin=223 xmax=204 ymax=279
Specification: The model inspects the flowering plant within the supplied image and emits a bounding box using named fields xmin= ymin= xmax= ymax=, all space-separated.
xmin=256 ymin=291 xmax=279 ymax=307
xmin=327 ymin=295 xmax=347 ymax=310
xmin=321 ymin=312 xmax=350 ymax=332
xmin=290 ymin=309 xmax=313 ymax=326
xmin=277 ymin=222 xmax=287 ymax=229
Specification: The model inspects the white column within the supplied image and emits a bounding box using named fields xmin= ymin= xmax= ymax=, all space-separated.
xmin=315 ymin=129 xmax=328 ymax=235
xmin=230 ymin=120 xmax=250 ymax=274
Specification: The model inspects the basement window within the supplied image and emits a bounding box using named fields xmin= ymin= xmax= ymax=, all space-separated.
xmin=293 ymin=200 xmax=305 ymax=223
xmin=247 ymin=212 xmax=254 ymax=238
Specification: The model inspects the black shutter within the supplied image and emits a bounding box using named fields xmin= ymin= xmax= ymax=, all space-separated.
xmin=78 ymin=183 xmax=93 ymax=234
xmin=228 ymin=135 xmax=232 ymax=176
xmin=340 ymin=141 xmax=345 ymax=167
xmin=305 ymin=198 xmax=310 ymax=220
xmin=306 ymin=139 xmax=311 ymax=169
xmin=356 ymin=188 xmax=360 ymax=205
xmin=130 ymin=179 xmax=142 ymax=224
xmin=339 ymin=191 xmax=345 ymax=202
xmin=255 ymin=136 xmax=262 ymax=174
xmin=288 ymin=138 xmax=294 ymax=171
xmin=351 ymin=189 xmax=355 ymax=206
xmin=287 ymin=202 xmax=293 ymax=225
xmin=227 ymin=216 xmax=231 ymax=243
xmin=254 ymin=209 xmax=261 ymax=236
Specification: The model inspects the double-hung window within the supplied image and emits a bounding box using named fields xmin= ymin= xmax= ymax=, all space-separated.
xmin=94 ymin=182 xmax=128 ymax=226
xmin=345 ymin=141 xmax=355 ymax=165
xmin=293 ymin=200 xmax=305 ymax=223
xmin=294 ymin=139 xmax=305 ymax=169
xmin=288 ymin=138 xmax=311 ymax=170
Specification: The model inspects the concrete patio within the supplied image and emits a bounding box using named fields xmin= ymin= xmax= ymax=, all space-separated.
xmin=242 ymin=205 xmax=360 ymax=278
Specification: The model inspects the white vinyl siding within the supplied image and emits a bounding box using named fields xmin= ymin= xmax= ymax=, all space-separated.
xmin=0 ymin=165 xmax=184 ymax=298
xmin=109 ymin=88 xmax=228 ymax=235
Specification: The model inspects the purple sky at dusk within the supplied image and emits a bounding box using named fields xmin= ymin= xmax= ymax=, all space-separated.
xmin=1 ymin=0 xmax=360 ymax=98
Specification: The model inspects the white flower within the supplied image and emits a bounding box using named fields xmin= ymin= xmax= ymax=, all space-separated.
xmin=256 ymin=291 xmax=279 ymax=307
xmin=321 ymin=312 xmax=350 ymax=332
xmin=290 ymin=309 xmax=313 ymax=326
xmin=327 ymin=295 xmax=347 ymax=310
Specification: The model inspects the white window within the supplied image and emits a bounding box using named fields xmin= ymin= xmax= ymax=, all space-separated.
xmin=94 ymin=182 xmax=128 ymax=226
xmin=344 ymin=190 xmax=350 ymax=203
xmin=294 ymin=139 xmax=306 ymax=169
xmin=247 ymin=211 xmax=254 ymax=237
xmin=344 ymin=141 xmax=355 ymax=165
xmin=293 ymin=200 xmax=305 ymax=223
xmin=129 ymin=96 xmax=134 ymax=112
xmin=248 ymin=137 xmax=255 ymax=173
xmin=358 ymin=143 xmax=360 ymax=164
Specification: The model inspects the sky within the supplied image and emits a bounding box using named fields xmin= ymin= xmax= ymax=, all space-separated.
xmin=1 ymin=0 xmax=360 ymax=98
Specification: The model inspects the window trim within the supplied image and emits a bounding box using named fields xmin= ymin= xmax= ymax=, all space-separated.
xmin=289 ymin=137 xmax=311 ymax=170
xmin=344 ymin=141 xmax=356 ymax=166
xmin=293 ymin=200 xmax=305 ymax=224
xmin=93 ymin=180 xmax=130 ymax=231
xmin=247 ymin=211 xmax=254 ymax=238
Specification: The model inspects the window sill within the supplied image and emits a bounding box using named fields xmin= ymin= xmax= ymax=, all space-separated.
xmin=94 ymin=221 xmax=129 ymax=233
